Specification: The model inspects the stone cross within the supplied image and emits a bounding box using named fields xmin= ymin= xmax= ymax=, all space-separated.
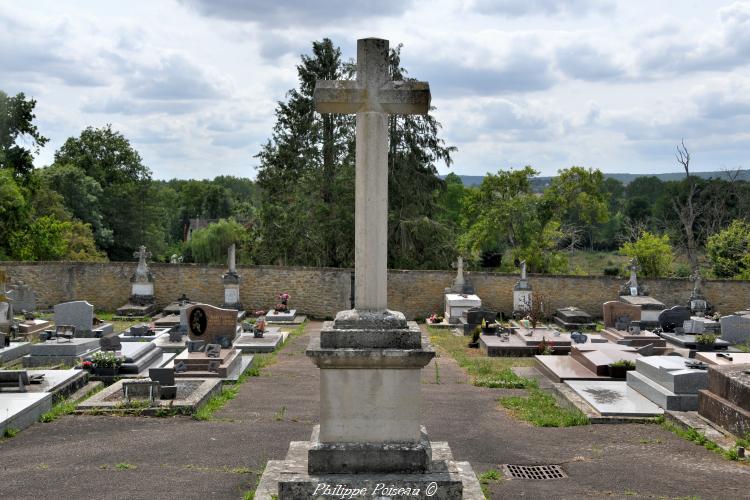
xmin=314 ymin=38 xmax=430 ymax=310
xmin=453 ymin=256 xmax=465 ymax=286
xmin=133 ymin=245 xmax=152 ymax=283
xmin=227 ymin=244 xmax=236 ymax=273
xmin=627 ymin=257 xmax=640 ymax=294
xmin=520 ymin=260 xmax=527 ymax=280
xmin=690 ymin=270 xmax=703 ymax=296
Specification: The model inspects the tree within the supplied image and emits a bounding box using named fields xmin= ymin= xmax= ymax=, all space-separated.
xmin=619 ymin=231 xmax=674 ymax=278
xmin=37 ymin=163 xmax=112 ymax=248
xmin=187 ymin=219 xmax=247 ymax=264
xmin=0 ymin=91 xmax=49 ymax=180
xmin=671 ymin=141 xmax=700 ymax=273
xmin=0 ymin=168 xmax=29 ymax=257
xmin=706 ymin=219 xmax=750 ymax=279
xmin=459 ymin=167 xmax=566 ymax=273
xmin=542 ymin=166 xmax=609 ymax=249
xmin=53 ymin=125 xmax=153 ymax=260
xmin=254 ymin=39 xmax=455 ymax=270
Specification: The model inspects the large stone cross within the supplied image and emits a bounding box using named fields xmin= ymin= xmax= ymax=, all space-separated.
xmin=314 ymin=38 xmax=430 ymax=311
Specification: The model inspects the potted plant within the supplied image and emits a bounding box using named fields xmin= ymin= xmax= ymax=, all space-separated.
xmin=468 ymin=326 xmax=481 ymax=348
xmin=695 ymin=334 xmax=717 ymax=351
xmin=608 ymin=359 xmax=636 ymax=378
xmin=89 ymin=351 xmax=123 ymax=376
xmin=537 ymin=337 xmax=554 ymax=355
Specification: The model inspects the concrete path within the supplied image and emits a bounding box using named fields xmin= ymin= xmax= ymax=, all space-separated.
xmin=0 ymin=321 xmax=747 ymax=499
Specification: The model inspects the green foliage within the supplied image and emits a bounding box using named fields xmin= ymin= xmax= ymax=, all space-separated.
xmin=619 ymin=231 xmax=674 ymax=277
xmin=695 ymin=334 xmax=716 ymax=345
xmin=500 ymin=389 xmax=590 ymax=427
xmin=90 ymin=351 xmax=123 ymax=368
xmin=3 ymin=427 xmax=19 ymax=438
xmin=9 ymin=216 xmax=71 ymax=261
xmin=0 ymin=91 xmax=49 ymax=180
xmin=187 ymin=218 xmax=247 ymax=264
xmin=706 ymin=219 xmax=750 ymax=279
xmin=254 ymin=39 xmax=455 ymax=270
xmin=609 ymin=359 xmax=636 ymax=369
xmin=459 ymin=166 xmax=566 ymax=273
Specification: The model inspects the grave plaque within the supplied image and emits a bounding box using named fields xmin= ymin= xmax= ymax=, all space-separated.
xmin=185 ymin=304 xmax=237 ymax=346
xmin=174 ymin=361 xmax=187 ymax=373
xmin=187 ymin=340 xmax=205 ymax=353
xmin=206 ymin=344 xmax=221 ymax=358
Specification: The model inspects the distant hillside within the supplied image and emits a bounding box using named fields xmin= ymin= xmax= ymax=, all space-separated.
xmin=447 ymin=170 xmax=750 ymax=188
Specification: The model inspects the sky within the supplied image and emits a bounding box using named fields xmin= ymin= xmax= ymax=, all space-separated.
xmin=1 ymin=0 xmax=748 ymax=180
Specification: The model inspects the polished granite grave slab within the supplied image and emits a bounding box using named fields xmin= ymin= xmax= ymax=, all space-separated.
xmin=658 ymin=331 xmax=731 ymax=350
xmin=695 ymin=352 xmax=750 ymax=366
xmin=234 ymin=330 xmax=287 ymax=353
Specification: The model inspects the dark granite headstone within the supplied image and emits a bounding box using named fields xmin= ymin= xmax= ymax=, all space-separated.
xmin=464 ymin=307 xmax=497 ymax=325
xmin=100 ymin=335 xmax=122 ymax=351
xmin=658 ymin=306 xmax=692 ymax=332
xmin=149 ymin=367 xmax=176 ymax=400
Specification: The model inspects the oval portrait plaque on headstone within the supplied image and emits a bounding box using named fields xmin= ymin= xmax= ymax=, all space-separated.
xmin=189 ymin=307 xmax=207 ymax=337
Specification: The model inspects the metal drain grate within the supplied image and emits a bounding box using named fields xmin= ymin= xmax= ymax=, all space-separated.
xmin=503 ymin=464 xmax=567 ymax=480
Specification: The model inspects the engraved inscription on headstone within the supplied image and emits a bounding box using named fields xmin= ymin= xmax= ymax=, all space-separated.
xmin=187 ymin=340 xmax=205 ymax=353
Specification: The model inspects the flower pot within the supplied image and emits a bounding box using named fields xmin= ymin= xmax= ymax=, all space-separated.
xmin=696 ymin=343 xmax=715 ymax=352
xmin=94 ymin=367 xmax=119 ymax=377
xmin=609 ymin=366 xmax=626 ymax=379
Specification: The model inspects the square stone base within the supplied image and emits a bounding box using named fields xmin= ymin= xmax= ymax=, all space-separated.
xmin=309 ymin=425 xmax=432 ymax=474
xmin=256 ymin=432 xmax=483 ymax=500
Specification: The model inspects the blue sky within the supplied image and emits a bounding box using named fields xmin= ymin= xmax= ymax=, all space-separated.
xmin=1 ymin=0 xmax=748 ymax=179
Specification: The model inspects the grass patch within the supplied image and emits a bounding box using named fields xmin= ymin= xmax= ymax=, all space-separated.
xmin=500 ymin=389 xmax=589 ymax=427
xmin=115 ymin=463 xmax=136 ymax=470
xmin=479 ymin=468 xmax=503 ymax=497
xmin=194 ymin=322 xmax=306 ymax=421
xmin=660 ymin=419 xmax=749 ymax=462
xmin=3 ymin=427 xmax=19 ymax=439
xmin=39 ymin=399 xmax=78 ymax=423
xmin=427 ymin=327 xmax=535 ymax=389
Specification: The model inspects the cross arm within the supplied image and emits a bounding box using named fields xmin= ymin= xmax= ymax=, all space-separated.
xmin=378 ymin=81 xmax=431 ymax=115
xmin=314 ymin=81 xmax=366 ymax=114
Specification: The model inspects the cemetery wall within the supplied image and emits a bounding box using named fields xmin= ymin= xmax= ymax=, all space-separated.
xmin=1 ymin=261 xmax=748 ymax=319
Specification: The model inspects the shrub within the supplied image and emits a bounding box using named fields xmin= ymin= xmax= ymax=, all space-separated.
xmin=619 ymin=231 xmax=674 ymax=277
xmin=706 ymin=219 xmax=750 ymax=279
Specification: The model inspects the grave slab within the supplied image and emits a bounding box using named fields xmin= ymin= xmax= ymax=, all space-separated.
xmin=152 ymin=333 xmax=187 ymax=353
xmin=0 ymin=342 xmax=31 ymax=363
xmin=535 ymin=355 xmax=608 ymax=383
xmin=234 ymin=331 xmax=288 ymax=353
xmin=658 ymin=331 xmax=731 ymax=350
xmin=694 ymin=352 xmax=750 ymax=366
xmin=719 ymin=314 xmax=750 ymax=345
xmin=553 ymin=306 xmax=596 ymax=331
xmin=77 ymin=377 xmax=222 ymax=415
xmin=698 ymin=363 xmax=750 ymax=438
xmin=0 ymin=392 xmax=52 ymax=435
xmin=565 ymin=380 xmax=663 ymax=417
xmin=626 ymin=371 xmax=698 ymax=411
xmin=444 ymin=294 xmax=481 ymax=324
xmin=118 ymin=327 xmax=170 ymax=343
xmin=619 ymin=295 xmax=665 ymax=326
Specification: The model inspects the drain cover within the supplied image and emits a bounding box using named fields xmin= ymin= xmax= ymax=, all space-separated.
xmin=503 ymin=464 xmax=566 ymax=480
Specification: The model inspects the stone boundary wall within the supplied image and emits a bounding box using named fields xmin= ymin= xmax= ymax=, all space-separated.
xmin=1 ymin=262 xmax=748 ymax=319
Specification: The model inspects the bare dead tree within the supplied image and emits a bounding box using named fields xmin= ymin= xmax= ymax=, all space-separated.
xmin=618 ymin=217 xmax=648 ymax=245
xmin=672 ymin=140 xmax=701 ymax=273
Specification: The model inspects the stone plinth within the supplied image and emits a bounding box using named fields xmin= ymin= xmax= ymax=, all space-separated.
xmin=444 ymin=294 xmax=480 ymax=324
xmin=698 ymin=363 xmax=750 ymax=438
xmin=172 ymin=348 xmax=241 ymax=379
xmin=305 ymin=309 xmax=435 ymax=476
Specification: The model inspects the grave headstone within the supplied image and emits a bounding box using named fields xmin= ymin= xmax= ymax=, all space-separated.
xmin=0 ymin=300 xmax=12 ymax=333
xmin=54 ymin=301 xmax=98 ymax=334
xmin=719 ymin=315 xmax=750 ymax=345
xmin=620 ymin=257 xmax=648 ymax=296
xmin=603 ymin=301 xmax=641 ymax=329
xmin=187 ymin=340 xmax=205 ymax=353
xmin=688 ymin=271 xmax=710 ymax=316
xmin=116 ymin=245 xmax=157 ymax=316
xmin=100 ymin=335 xmax=122 ymax=352
xmin=185 ymin=304 xmax=238 ymax=345
xmin=554 ymin=306 xmax=595 ymax=331
xmin=513 ymin=260 xmax=533 ymax=316
xmin=221 ymin=244 xmax=242 ymax=310
xmin=658 ymin=306 xmax=692 ymax=333
xmin=7 ymin=282 xmax=36 ymax=312
xmin=149 ymin=367 xmax=177 ymax=400
xmin=683 ymin=319 xmax=706 ymax=335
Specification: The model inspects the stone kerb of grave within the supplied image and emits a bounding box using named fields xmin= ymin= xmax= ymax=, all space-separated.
xmin=185 ymin=304 xmax=238 ymax=347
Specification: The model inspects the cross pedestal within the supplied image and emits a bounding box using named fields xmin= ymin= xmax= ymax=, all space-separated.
xmin=260 ymin=38 xmax=480 ymax=499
